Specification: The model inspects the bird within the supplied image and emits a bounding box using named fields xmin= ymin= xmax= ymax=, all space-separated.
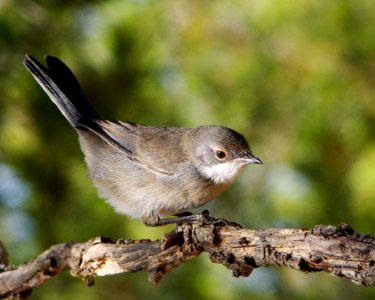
xmin=23 ymin=55 xmax=262 ymax=226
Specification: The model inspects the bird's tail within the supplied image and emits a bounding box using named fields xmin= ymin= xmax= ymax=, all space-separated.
xmin=23 ymin=55 xmax=101 ymax=127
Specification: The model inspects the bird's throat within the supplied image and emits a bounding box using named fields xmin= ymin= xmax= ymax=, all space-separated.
xmin=199 ymin=162 xmax=247 ymax=184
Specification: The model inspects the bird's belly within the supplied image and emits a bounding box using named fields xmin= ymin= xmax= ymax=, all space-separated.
xmin=92 ymin=164 xmax=230 ymax=219
xmin=154 ymin=179 xmax=231 ymax=217
xmin=80 ymin=139 xmax=231 ymax=220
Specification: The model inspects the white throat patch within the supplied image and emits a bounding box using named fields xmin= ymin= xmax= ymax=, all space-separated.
xmin=199 ymin=161 xmax=248 ymax=184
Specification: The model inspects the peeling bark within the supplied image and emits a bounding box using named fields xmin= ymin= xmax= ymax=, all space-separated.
xmin=1 ymin=222 xmax=374 ymax=299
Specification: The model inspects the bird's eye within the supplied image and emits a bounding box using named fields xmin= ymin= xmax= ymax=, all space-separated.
xmin=215 ymin=149 xmax=228 ymax=161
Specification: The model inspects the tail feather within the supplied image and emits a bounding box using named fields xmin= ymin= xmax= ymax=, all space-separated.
xmin=24 ymin=54 xmax=136 ymax=158
xmin=23 ymin=55 xmax=101 ymax=127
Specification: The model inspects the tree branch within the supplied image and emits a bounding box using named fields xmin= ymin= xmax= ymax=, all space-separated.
xmin=1 ymin=221 xmax=375 ymax=298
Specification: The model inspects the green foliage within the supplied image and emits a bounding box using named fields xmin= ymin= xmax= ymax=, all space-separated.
xmin=1 ymin=1 xmax=375 ymax=299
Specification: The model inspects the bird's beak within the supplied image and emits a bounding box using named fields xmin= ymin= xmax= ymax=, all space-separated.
xmin=243 ymin=153 xmax=263 ymax=164
xmin=248 ymin=155 xmax=263 ymax=164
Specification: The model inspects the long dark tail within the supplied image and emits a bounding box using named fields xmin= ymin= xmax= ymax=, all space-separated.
xmin=24 ymin=55 xmax=136 ymax=158
xmin=23 ymin=55 xmax=101 ymax=127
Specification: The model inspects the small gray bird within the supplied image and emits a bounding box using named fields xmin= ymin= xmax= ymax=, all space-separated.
xmin=24 ymin=55 xmax=262 ymax=226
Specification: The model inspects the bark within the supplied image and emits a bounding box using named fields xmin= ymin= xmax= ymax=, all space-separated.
xmin=1 ymin=221 xmax=374 ymax=299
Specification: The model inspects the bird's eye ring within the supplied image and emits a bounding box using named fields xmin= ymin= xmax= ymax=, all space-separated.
xmin=215 ymin=149 xmax=228 ymax=161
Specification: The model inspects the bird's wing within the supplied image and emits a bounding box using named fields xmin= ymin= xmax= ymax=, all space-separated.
xmin=79 ymin=119 xmax=136 ymax=160
xmin=95 ymin=120 xmax=182 ymax=176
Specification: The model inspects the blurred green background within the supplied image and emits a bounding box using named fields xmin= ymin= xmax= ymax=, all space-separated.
xmin=1 ymin=0 xmax=375 ymax=299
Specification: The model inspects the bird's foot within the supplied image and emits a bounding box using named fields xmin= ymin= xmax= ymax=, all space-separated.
xmin=145 ymin=209 xmax=241 ymax=228
xmin=198 ymin=210 xmax=242 ymax=228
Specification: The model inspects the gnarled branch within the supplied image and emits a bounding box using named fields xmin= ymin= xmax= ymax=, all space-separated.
xmin=1 ymin=221 xmax=375 ymax=298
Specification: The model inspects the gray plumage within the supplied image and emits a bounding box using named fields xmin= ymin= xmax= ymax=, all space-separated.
xmin=24 ymin=55 xmax=262 ymax=226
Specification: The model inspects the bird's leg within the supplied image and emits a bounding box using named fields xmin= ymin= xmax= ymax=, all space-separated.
xmin=144 ymin=210 xmax=242 ymax=228
xmin=189 ymin=210 xmax=242 ymax=228
xmin=174 ymin=211 xmax=193 ymax=217
xmin=146 ymin=210 xmax=211 ymax=227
